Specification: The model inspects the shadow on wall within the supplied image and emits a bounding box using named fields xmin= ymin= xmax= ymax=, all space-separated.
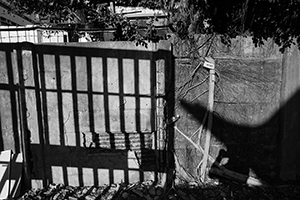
xmin=0 ymin=41 xmax=174 ymax=188
xmin=179 ymin=88 xmax=300 ymax=183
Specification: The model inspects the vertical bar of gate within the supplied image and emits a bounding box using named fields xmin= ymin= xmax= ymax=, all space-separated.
xmin=118 ymin=58 xmax=127 ymax=143
xmin=102 ymin=56 xmax=110 ymax=133
xmin=16 ymin=46 xmax=31 ymax=189
xmin=86 ymin=55 xmax=99 ymax=186
xmin=38 ymin=54 xmax=49 ymax=144
xmin=134 ymin=58 xmax=144 ymax=182
xmin=54 ymin=54 xmax=69 ymax=185
xmin=55 ymin=55 xmax=65 ymax=146
xmin=102 ymin=57 xmax=115 ymax=149
xmin=70 ymin=56 xmax=80 ymax=147
xmin=32 ymin=45 xmax=47 ymax=187
xmin=38 ymin=50 xmax=52 ymax=184
xmin=102 ymin=56 xmax=115 ymax=184
xmin=87 ymin=56 xmax=95 ymax=135
xmin=118 ymin=57 xmax=129 ymax=184
xmin=150 ymin=55 xmax=157 ymax=182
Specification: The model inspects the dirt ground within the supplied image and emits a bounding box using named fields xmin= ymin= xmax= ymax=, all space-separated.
xmin=19 ymin=180 xmax=300 ymax=200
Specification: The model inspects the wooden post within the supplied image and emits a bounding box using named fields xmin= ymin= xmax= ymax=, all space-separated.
xmin=200 ymin=57 xmax=215 ymax=181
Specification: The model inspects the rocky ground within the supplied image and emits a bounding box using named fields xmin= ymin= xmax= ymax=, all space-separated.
xmin=18 ymin=181 xmax=300 ymax=200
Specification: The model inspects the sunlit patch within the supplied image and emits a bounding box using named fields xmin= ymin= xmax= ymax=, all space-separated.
xmin=67 ymin=167 xmax=79 ymax=186
xmin=82 ymin=168 xmax=94 ymax=186
xmin=113 ymin=169 xmax=124 ymax=183
xmin=98 ymin=169 xmax=109 ymax=185
xmin=51 ymin=166 xmax=63 ymax=184
xmin=128 ymin=170 xmax=139 ymax=183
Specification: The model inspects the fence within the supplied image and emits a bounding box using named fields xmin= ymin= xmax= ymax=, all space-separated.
xmin=0 ymin=25 xmax=69 ymax=43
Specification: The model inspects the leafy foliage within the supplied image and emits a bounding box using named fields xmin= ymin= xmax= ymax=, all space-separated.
xmin=7 ymin=0 xmax=161 ymax=45
xmin=166 ymin=0 xmax=300 ymax=51
xmin=7 ymin=0 xmax=300 ymax=51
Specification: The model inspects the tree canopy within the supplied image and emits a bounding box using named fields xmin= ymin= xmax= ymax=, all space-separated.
xmin=7 ymin=0 xmax=300 ymax=51
xmin=168 ymin=0 xmax=300 ymax=51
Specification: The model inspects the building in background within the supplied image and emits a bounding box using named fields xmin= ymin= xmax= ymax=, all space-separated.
xmin=0 ymin=0 xmax=68 ymax=43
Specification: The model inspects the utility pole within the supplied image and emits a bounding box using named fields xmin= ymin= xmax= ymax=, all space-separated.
xmin=200 ymin=57 xmax=215 ymax=181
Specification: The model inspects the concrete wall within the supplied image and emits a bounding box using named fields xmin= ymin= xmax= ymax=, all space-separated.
xmin=0 ymin=41 xmax=172 ymax=188
xmin=173 ymin=36 xmax=288 ymax=182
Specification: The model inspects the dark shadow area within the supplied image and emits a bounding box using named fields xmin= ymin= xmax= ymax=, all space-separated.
xmin=180 ymin=90 xmax=300 ymax=183
xmin=0 ymin=41 xmax=174 ymax=188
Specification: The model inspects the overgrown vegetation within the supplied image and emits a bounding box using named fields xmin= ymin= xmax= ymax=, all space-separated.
xmin=8 ymin=0 xmax=300 ymax=51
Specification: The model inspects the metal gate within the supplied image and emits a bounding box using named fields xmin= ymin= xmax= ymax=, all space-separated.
xmin=0 ymin=41 xmax=174 ymax=188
